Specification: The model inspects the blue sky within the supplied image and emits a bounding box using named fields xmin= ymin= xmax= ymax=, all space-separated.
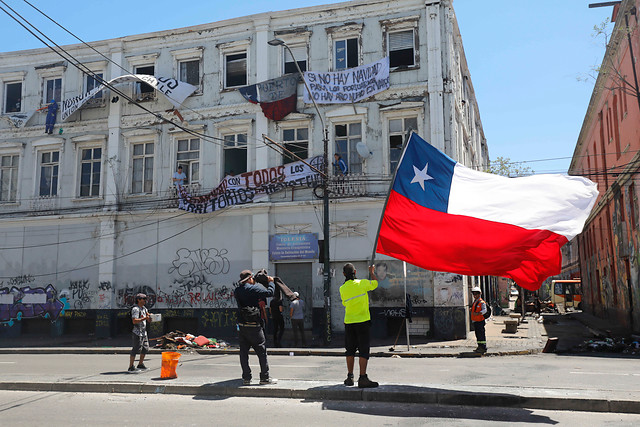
xmin=0 ymin=0 xmax=612 ymax=174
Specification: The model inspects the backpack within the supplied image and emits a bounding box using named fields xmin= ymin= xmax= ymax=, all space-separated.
xmin=483 ymin=305 xmax=492 ymax=319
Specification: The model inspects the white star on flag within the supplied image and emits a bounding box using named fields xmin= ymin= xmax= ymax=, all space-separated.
xmin=410 ymin=163 xmax=433 ymax=191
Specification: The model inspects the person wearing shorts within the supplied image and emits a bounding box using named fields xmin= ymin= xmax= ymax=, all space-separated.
xmin=129 ymin=293 xmax=151 ymax=372
xmin=339 ymin=263 xmax=379 ymax=388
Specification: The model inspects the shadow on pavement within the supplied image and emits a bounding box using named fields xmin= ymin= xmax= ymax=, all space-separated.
xmin=320 ymin=399 xmax=559 ymax=424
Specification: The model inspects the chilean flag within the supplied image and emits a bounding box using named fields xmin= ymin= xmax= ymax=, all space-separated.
xmin=239 ymin=74 xmax=298 ymax=121
xmin=376 ymin=133 xmax=598 ymax=291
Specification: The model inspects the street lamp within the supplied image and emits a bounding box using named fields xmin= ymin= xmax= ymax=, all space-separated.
xmin=268 ymin=38 xmax=332 ymax=345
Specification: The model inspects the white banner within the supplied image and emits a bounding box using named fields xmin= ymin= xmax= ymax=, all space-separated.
xmin=303 ymin=57 xmax=390 ymax=104
xmin=4 ymin=110 xmax=36 ymax=128
xmin=61 ymin=75 xmax=198 ymax=121
xmin=178 ymin=156 xmax=324 ymax=214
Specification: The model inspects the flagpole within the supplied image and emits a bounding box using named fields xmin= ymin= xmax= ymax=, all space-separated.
xmin=403 ymin=261 xmax=410 ymax=351
xmin=369 ymin=129 xmax=415 ymax=269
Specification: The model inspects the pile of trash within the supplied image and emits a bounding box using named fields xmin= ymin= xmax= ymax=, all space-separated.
xmin=153 ymin=330 xmax=230 ymax=350
xmin=574 ymin=337 xmax=640 ymax=355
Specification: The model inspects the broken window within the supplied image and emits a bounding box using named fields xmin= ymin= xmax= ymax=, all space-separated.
xmin=0 ymin=154 xmax=18 ymax=202
xmin=225 ymin=52 xmax=247 ymax=88
xmin=388 ymin=29 xmax=415 ymax=68
xmin=179 ymin=60 xmax=200 ymax=86
xmin=334 ymin=38 xmax=358 ymax=70
xmin=132 ymin=142 xmax=154 ymax=194
xmin=223 ymin=133 xmax=248 ymax=176
xmin=284 ymin=45 xmax=307 ymax=74
xmin=335 ymin=122 xmax=362 ymax=174
xmin=79 ymin=147 xmax=101 ymax=197
xmin=177 ymin=138 xmax=200 ymax=184
xmin=4 ymin=82 xmax=21 ymax=113
xmin=389 ymin=117 xmax=417 ymax=173
xmin=39 ymin=151 xmax=59 ymax=197
xmin=44 ymin=77 xmax=62 ymax=103
xmin=135 ymin=65 xmax=155 ymax=100
xmin=282 ymin=127 xmax=308 ymax=164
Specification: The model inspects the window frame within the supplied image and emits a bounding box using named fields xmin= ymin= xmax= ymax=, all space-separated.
xmin=381 ymin=17 xmax=420 ymax=71
xmin=131 ymin=141 xmax=155 ymax=195
xmin=175 ymin=136 xmax=201 ymax=185
xmin=280 ymin=125 xmax=309 ymax=165
xmin=381 ymin=103 xmax=423 ymax=175
xmin=283 ymin=43 xmax=308 ymax=75
xmin=0 ymin=71 xmax=25 ymax=115
xmin=327 ymin=24 xmax=363 ymax=72
xmin=0 ymin=152 xmax=20 ymax=203
xmin=3 ymin=81 xmax=23 ymax=114
xmin=222 ymin=131 xmax=249 ymax=177
xmin=38 ymin=149 xmax=60 ymax=198
xmin=126 ymin=53 xmax=159 ymax=102
xmin=171 ymin=47 xmax=204 ymax=94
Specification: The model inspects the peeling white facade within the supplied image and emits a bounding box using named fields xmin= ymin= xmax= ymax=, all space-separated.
xmin=0 ymin=0 xmax=487 ymax=341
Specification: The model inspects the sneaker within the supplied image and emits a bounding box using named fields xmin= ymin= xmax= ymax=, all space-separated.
xmin=358 ymin=375 xmax=379 ymax=388
xmin=344 ymin=374 xmax=354 ymax=386
xmin=243 ymin=379 xmax=251 ymax=385
xmin=137 ymin=363 xmax=148 ymax=370
xmin=259 ymin=377 xmax=278 ymax=385
xmin=127 ymin=366 xmax=137 ymax=373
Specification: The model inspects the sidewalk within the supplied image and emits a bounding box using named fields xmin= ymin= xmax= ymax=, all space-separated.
xmin=1 ymin=312 xmax=638 ymax=414
xmin=0 ymin=314 xmax=546 ymax=356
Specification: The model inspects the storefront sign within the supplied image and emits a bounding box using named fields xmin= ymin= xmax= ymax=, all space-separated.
xmin=269 ymin=233 xmax=319 ymax=260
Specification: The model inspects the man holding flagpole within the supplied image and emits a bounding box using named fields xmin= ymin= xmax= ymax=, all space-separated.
xmin=340 ymin=263 xmax=379 ymax=388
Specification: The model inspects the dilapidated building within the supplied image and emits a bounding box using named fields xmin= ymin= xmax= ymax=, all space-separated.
xmin=0 ymin=0 xmax=487 ymax=342
xmin=570 ymin=0 xmax=640 ymax=333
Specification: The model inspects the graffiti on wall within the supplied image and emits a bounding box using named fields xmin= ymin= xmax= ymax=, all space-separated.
xmin=116 ymin=284 xmax=157 ymax=308
xmin=160 ymin=247 xmax=235 ymax=309
xmin=0 ymin=277 xmax=65 ymax=325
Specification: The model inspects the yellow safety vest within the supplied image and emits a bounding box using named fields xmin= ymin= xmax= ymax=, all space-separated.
xmin=340 ymin=278 xmax=378 ymax=324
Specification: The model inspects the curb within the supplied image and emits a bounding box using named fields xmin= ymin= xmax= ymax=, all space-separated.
xmin=0 ymin=380 xmax=637 ymax=414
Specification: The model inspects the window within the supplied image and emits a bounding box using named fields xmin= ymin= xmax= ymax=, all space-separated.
xmin=132 ymin=142 xmax=154 ymax=194
xmin=223 ymin=133 xmax=247 ymax=175
xmin=44 ymin=77 xmax=62 ymax=103
xmin=389 ymin=116 xmax=417 ymax=173
xmin=388 ymin=29 xmax=415 ymax=68
xmin=334 ymin=38 xmax=358 ymax=70
xmin=0 ymin=154 xmax=18 ymax=202
xmin=4 ymin=82 xmax=21 ymax=113
xmin=179 ymin=60 xmax=200 ymax=86
xmin=284 ymin=45 xmax=307 ymax=74
xmin=79 ymin=147 xmax=101 ymax=197
xmin=335 ymin=122 xmax=362 ymax=174
xmin=135 ymin=65 xmax=155 ymax=100
xmin=225 ymin=52 xmax=247 ymax=88
xmin=176 ymin=138 xmax=200 ymax=184
xmin=619 ymin=191 xmax=625 ymax=222
xmin=85 ymin=73 xmax=104 ymax=99
xmin=282 ymin=127 xmax=308 ymax=164
xmin=39 ymin=151 xmax=59 ymax=197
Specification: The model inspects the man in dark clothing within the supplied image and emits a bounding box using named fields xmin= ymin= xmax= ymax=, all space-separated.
xmin=235 ymin=269 xmax=277 ymax=385
xmin=270 ymin=296 xmax=285 ymax=347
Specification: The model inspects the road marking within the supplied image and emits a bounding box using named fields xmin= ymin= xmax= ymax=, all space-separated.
xmin=0 ymin=362 xmax=16 ymax=364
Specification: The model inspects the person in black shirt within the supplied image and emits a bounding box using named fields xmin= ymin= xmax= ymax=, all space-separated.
xmin=270 ymin=296 xmax=285 ymax=347
xmin=235 ymin=269 xmax=277 ymax=385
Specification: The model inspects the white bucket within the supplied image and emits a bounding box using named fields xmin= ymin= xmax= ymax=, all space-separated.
xmin=150 ymin=313 xmax=162 ymax=322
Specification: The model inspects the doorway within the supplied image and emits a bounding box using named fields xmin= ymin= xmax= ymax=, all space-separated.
xmin=276 ymin=263 xmax=313 ymax=328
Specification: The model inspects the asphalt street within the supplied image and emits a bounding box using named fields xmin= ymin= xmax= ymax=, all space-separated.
xmin=2 ymin=391 xmax=640 ymax=426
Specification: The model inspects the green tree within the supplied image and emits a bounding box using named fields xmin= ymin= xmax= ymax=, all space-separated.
xmin=487 ymin=156 xmax=533 ymax=177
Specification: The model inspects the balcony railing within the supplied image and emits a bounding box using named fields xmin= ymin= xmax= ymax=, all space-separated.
xmin=166 ymin=183 xmax=202 ymax=208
